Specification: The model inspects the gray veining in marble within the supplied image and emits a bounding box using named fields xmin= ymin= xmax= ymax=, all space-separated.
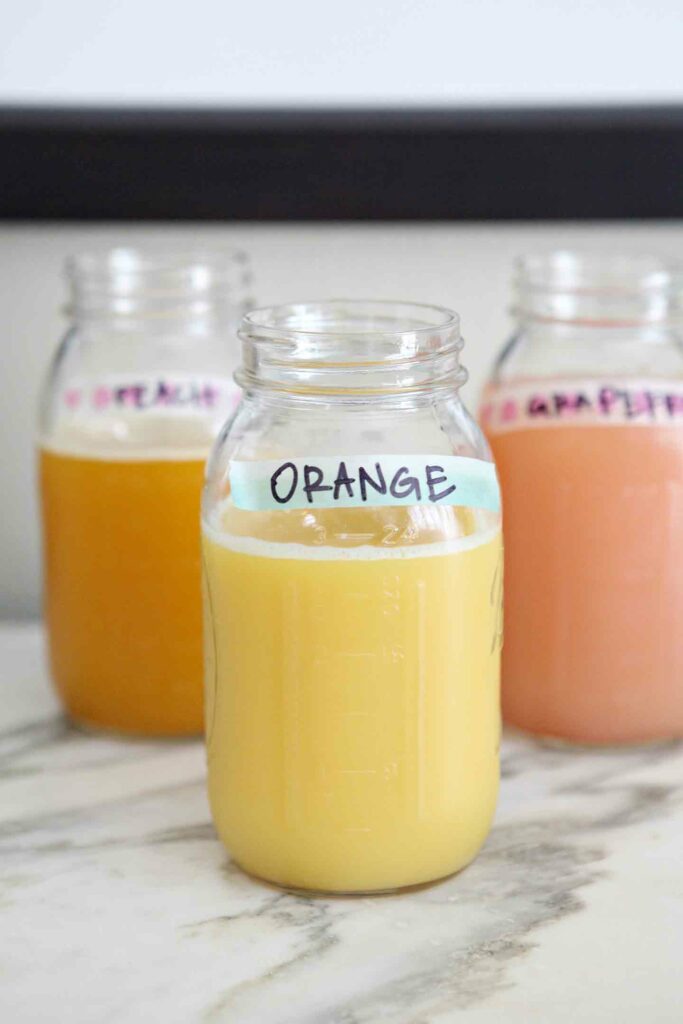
xmin=1 ymin=623 xmax=681 ymax=1024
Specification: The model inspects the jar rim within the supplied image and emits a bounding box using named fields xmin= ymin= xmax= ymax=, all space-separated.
xmin=67 ymin=247 xmax=250 ymax=283
xmin=513 ymin=250 xmax=683 ymax=327
xmin=241 ymin=299 xmax=460 ymax=343
xmin=65 ymin=246 xmax=253 ymax=326
xmin=516 ymin=250 xmax=683 ymax=295
xmin=237 ymin=299 xmax=465 ymax=397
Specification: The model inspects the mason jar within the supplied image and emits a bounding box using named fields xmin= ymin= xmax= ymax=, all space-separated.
xmin=202 ymin=300 xmax=502 ymax=894
xmin=480 ymin=252 xmax=683 ymax=745
xmin=38 ymin=248 xmax=253 ymax=736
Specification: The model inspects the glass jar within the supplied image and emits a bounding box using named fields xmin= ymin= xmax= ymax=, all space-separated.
xmin=38 ymin=248 xmax=253 ymax=736
xmin=202 ymin=300 xmax=502 ymax=894
xmin=480 ymin=252 xmax=683 ymax=745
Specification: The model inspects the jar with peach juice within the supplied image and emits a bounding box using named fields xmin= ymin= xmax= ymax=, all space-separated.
xmin=480 ymin=253 xmax=683 ymax=745
xmin=38 ymin=249 xmax=252 ymax=735
xmin=202 ymin=301 xmax=502 ymax=894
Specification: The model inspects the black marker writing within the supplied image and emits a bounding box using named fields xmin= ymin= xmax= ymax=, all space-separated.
xmin=271 ymin=462 xmax=298 ymax=504
xmin=358 ymin=463 xmax=387 ymax=502
xmin=426 ymin=465 xmax=456 ymax=503
xmin=333 ymin=461 xmax=355 ymax=500
xmin=304 ymin=465 xmax=333 ymax=503
xmin=265 ymin=458 xmax=473 ymax=508
xmin=389 ymin=467 xmax=421 ymax=500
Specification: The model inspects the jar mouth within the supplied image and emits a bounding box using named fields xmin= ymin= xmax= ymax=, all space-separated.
xmin=242 ymin=299 xmax=459 ymax=342
xmin=237 ymin=300 xmax=465 ymax=396
xmin=515 ymin=251 xmax=683 ymax=326
xmin=68 ymin=247 xmax=250 ymax=287
xmin=66 ymin=247 xmax=253 ymax=326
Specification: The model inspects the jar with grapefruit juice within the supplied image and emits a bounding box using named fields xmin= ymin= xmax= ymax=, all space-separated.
xmin=480 ymin=253 xmax=683 ymax=745
xmin=39 ymin=249 xmax=252 ymax=735
xmin=202 ymin=301 xmax=503 ymax=893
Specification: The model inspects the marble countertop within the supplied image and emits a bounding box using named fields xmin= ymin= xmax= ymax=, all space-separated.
xmin=1 ymin=622 xmax=681 ymax=1024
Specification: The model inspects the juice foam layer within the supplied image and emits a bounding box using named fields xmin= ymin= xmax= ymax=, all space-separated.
xmin=41 ymin=415 xmax=216 ymax=462
xmin=203 ymin=501 xmax=500 ymax=561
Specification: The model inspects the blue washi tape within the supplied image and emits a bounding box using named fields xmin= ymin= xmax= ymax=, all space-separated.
xmin=229 ymin=455 xmax=500 ymax=512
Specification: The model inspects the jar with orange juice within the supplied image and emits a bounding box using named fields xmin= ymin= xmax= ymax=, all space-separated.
xmin=202 ymin=301 xmax=503 ymax=893
xmin=481 ymin=252 xmax=683 ymax=745
xmin=39 ymin=249 xmax=252 ymax=735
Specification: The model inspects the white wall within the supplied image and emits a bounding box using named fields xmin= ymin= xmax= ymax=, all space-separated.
xmin=3 ymin=220 xmax=683 ymax=618
xmin=2 ymin=0 xmax=683 ymax=106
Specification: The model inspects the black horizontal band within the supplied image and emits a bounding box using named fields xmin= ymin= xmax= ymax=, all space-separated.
xmin=2 ymin=105 xmax=682 ymax=221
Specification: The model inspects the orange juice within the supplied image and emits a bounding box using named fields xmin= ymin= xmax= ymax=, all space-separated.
xmin=202 ymin=503 xmax=502 ymax=893
xmin=489 ymin=424 xmax=683 ymax=744
xmin=40 ymin=420 xmax=211 ymax=735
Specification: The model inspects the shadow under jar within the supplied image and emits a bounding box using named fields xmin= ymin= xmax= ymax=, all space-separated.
xmin=480 ymin=252 xmax=683 ymax=746
xmin=202 ymin=300 xmax=503 ymax=894
xmin=38 ymin=248 xmax=252 ymax=736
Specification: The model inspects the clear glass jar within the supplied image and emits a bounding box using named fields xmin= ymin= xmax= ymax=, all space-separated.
xmin=38 ymin=249 xmax=253 ymax=736
xmin=480 ymin=252 xmax=683 ymax=745
xmin=202 ymin=300 xmax=503 ymax=894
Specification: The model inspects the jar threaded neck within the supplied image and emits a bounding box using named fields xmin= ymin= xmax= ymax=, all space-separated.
xmin=514 ymin=252 xmax=683 ymax=327
xmin=236 ymin=300 xmax=466 ymax=398
xmin=67 ymin=248 xmax=253 ymax=330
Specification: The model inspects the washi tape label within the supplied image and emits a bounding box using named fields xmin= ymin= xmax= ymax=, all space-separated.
xmin=230 ymin=455 xmax=500 ymax=512
xmin=60 ymin=375 xmax=240 ymax=415
xmin=480 ymin=378 xmax=683 ymax=435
